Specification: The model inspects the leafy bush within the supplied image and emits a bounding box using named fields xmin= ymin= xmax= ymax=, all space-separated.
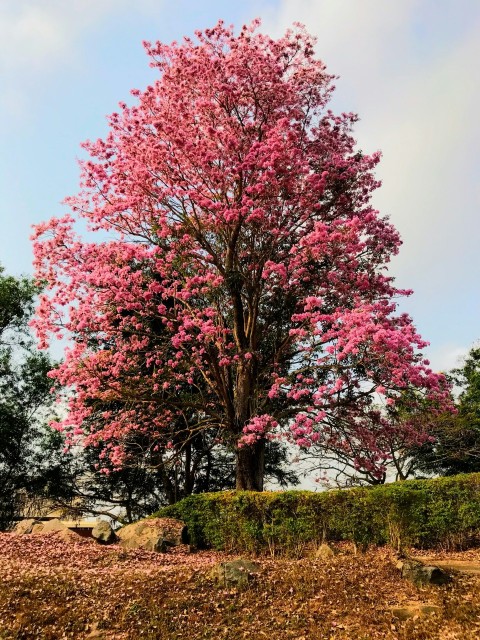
xmin=156 ymin=473 xmax=480 ymax=554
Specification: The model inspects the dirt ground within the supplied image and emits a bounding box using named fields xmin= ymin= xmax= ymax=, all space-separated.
xmin=1 ymin=532 xmax=480 ymax=639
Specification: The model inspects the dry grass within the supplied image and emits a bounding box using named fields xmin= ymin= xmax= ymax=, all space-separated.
xmin=1 ymin=533 xmax=480 ymax=639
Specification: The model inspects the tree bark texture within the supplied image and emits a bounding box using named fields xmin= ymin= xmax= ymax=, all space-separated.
xmin=235 ymin=439 xmax=265 ymax=491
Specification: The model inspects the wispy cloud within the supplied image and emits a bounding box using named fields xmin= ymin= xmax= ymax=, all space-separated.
xmin=0 ymin=1 xmax=103 ymax=72
xmin=263 ymin=0 xmax=480 ymax=369
xmin=0 ymin=3 xmax=68 ymax=72
xmin=0 ymin=1 xmax=165 ymax=121
xmin=429 ymin=344 xmax=469 ymax=373
xmin=0 ymin=1 xmax=164 ymax=71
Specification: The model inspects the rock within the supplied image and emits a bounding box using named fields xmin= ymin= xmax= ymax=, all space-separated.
xmin=12 ymin=518 xmax=43 ymax=535
xmin=416 ymin=557 xmax=480 ymax=575
xmin=209 ymin=558 xmax=261 ymax=589
xmin=92 ymin=520 xmax=116 ymax=544
xmin=314 ymin=543 xmax=335 ymax=560
xmin=399 ymin=558 xmax=451 ymax=587
xmin=36 ymin=518 xmax=69 ymax=534
xmin=55 ymin=528 xmax=82 ymax=543
xmin=154 ymin=539 xmax=175 ymax=553
xmin=14 ymin=517 xmax=82 ymax=541
xmin=38 ymin=519 xmax=82 ymax=541
xmin=116 ymin=517 xmax=187 ymax=552
xmin=391 ymin=603 xmax=441 ymax=620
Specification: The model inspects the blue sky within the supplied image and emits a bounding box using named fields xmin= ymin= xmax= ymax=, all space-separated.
xmin=0 ymin=0 xmax=479 ymax=372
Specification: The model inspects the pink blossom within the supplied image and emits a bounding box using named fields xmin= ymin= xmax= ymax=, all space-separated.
xmin=30 ymin=20 xmax=453 ymax=480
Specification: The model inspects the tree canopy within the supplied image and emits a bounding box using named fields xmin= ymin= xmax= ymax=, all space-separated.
xmin=32 ymin=21 xmax=451 ymax=490
xmin=0 ymin=265 xmax=57 ymax=528
xmin=410 ymin=346 xmax=480 ymax=477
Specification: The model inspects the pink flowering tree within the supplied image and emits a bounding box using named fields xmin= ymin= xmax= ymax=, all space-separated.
xmin=32 ymin=21 xmax=451 ymax=491
xmin=298 ymin=389 xmax=448 ymax=487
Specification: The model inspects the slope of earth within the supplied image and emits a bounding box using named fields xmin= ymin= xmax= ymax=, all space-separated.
xmin=1 ymin=533 xmax=480 ymax=639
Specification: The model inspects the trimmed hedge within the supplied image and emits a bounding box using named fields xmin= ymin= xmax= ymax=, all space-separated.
xmin=155 ymin=473 xmax=480 ymax=554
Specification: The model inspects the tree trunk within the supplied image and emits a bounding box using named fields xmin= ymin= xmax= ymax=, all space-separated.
xmin=235 ymin=439 xmax=265 ymax=491
xmin=184 ymin=441 xmax=193 ymax=496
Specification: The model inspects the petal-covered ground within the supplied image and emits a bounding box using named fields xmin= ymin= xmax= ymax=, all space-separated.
xmin=1 ymin=533 xmax=480 ymax=639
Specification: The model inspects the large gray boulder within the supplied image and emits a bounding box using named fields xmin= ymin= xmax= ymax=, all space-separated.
xmin=209 ymin=558 xmax=261 ymax=589
xmin=92 ymin=520 xmax=116 ymax=544
xmin=116 ymin=517 xmax=187 ymax=552
xmin=398 ymin=557 xmax=451 ymax=587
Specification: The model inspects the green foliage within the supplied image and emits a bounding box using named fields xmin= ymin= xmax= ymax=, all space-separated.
xmin=30 ymin=428 xmax=300 ymax=526
xmin=156 ymin=473 xmax=480 ymax=554
xmin=412 ymin=345 xmax=480 ymax=476
xmin=0 ymin=269 xmax=37 ymax=340
xmin=0 ymin=265 xmax=59 ymax=529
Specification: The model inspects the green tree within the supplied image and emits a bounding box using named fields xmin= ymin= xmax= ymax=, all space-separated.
xmin=413 ymin=346 xmax=480 ymax=476
xmin=0 ymin=265 xmax=57 ymax=529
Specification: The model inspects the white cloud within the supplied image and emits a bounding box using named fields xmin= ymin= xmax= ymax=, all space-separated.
xmin=0 ymin=0 xmax=163 ymax=72
xmin=0 ymin=0 xmax=166 ymax=122
xmin=0 ymin=4 xmax=69 ymax=70
xmin=262 ymin=1 xmax=480 ymax=260
xmin=263 ymin=1 xmax=480 ymax=370
xmin=357 ymin=23 xmax=480 ymax=277
xmin=0 ymin=2 xmax=94 ymax=72
xmin=262 ymin=0 xmax=418 ymax=77
xmin=428 ymin=344 xmax=468 ymax=373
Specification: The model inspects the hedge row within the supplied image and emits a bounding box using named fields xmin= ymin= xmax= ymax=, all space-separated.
xmin=156 ymin=473 xmax=480 ymax=554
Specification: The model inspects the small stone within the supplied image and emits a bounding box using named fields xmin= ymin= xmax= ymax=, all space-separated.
xmin=391 ymin=606 xmax=417 ymax=621
xmin=391 ymin=603 xmax=441 ymax=620
xmin=85 ymin=622 xmax=105 ymax=639
xmin=419 ymin=604 xmax=442 ymax=615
